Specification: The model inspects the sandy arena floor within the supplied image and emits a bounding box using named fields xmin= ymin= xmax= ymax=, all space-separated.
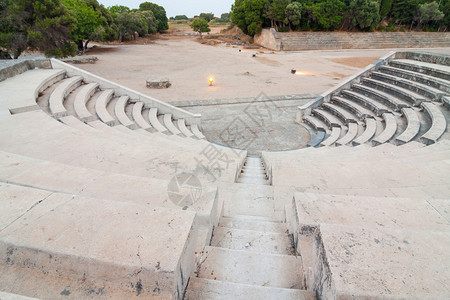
xmin=78 ymin=36 xmax=450 ymax=103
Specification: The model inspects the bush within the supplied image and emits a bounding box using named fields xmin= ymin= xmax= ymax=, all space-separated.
xmin=278 ymin=26 xmax=289 ymax=32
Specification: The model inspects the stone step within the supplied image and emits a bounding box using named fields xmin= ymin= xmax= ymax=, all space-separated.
xmin=379 ymin=65 xmax=450 ymax=93
xmin=148 ymin=107 xmax=168 ymax=133
xmin=336 ymin=122 xmax=358 ymax=146
xmin=210 ymin=227 xmax=294 ymax=255
xmin=371 ymin=71 xmax=446 ymax=101
xmin=332 ymin=95 xmax=376 ymax=119
xmin=372 ymin=113 xmax=398 ymax=145
xmin=219 ymin=216 xmax=286 ymax=233
xmin=49 ymin=76 xmax=83 ymax=118
xmin=320 ymin=126 xmax=341 ymax=146
xmin=352 ymin=83 xmax=410 ymax=111
xmin=342 ymin=89 xmax=391 ymax=116
xmin=420 ymin=102 xmax=447 ymax=145
xmin=198 ymin=246 xmax=304 ymax=289
xmin=131 ymin=101 xmax=151 ymax=130
xmin=322 ymin=102 xmax=359 ymax=124
xmin=362 ymin=77 xmax=426 ymax=106
xmin=163 ymin=113 xmax=182 ymax=135
xmin=390 ymin=59 xmax=450 ymax=81
xmin=312 ymin=108 xmax=344 ymax=128
xmin=184 ymin=277 xmax=316 ymax=300
xmin=352 ymin=118 xmax=377 ymax=146
xmin=114 ymin=95 xmax=135 ymax=128
xmin=95 ymin=89 xmax=116 ymax=126
xmin=73 ymin=82 xmax=99 ymax=122
xmin=303 ymin=115 xmax=327 ymax=132
xmin=395 ymin=107 xmax=421 ymax=145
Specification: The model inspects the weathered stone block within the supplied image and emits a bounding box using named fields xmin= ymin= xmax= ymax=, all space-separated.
xmin=146 ymin=77 xmax=171 ymax=89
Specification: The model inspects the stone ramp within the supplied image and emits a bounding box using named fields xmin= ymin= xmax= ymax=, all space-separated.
xmin=0 ymin=182 xmax=197 ymax=299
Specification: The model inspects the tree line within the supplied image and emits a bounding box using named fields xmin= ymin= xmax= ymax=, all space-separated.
xmin=0 ymin=0 xmax=169 ymax=59
xmin=231 ymin=0 xmax=448 ymax=36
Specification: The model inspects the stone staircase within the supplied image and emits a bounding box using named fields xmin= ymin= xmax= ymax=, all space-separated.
xmin=236 ymin=155 xmax=270 ymax=185
xmin=185 ymin=183 xmax=314 ymax=299
xmin=300 ymin=52 xmax=449 ymax=147
xmin=278 ymin=32 xmax=450 ymax=51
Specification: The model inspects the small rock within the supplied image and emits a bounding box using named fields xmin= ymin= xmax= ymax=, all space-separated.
xmin=146 ymin=77 xmax=171 ymax=89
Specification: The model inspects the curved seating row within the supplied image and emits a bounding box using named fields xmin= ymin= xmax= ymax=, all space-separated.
xmin=44 ymin=73 xmax=206 ymax=140
xmin=300 ymin=55 xmax=449 ymax=147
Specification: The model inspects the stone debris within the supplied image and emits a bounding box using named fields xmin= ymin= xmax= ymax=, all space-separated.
xmin=146 ymin=77 xmax=171 ymax=89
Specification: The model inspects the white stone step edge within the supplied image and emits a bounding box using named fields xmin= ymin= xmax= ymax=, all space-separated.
xmin=420 ymin=102 xmax=447 ymax=145
xmin=114 ymin=96 xmax=134 ymax=128
xmin=395 ymin=107 xmax=421 ymax=145
xmin=321 ymin=126 xmax=341 ymax=146
xmin=49 ymin=76 xmax=83 ymax=118
xmin=73 ymin=82 xmax=99 ymax=122
xmin=191 ymin=124 xmax=206 ymax=139
xmin=372 ymin=113 xmax=397 ymax=146
xmin=336 ymin=122 xmax=358 ymax=146
xmin=177 ymin=119 xmax=194 ymax=137
xmin=352 ymin=118 xmax=377 ymax=146
xmin=148 ymin=107 xmax=168 ymax=133
xmin=164 ymin=114 xmax=182 ymax=135
xmin=132 ymin=102 xmax=151 ymax=130
xmin=95 ymin=89 xmax=115 ymax=126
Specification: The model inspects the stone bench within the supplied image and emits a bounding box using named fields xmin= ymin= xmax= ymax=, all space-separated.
xmin=191 ymin=124 xmax=206 ymax=139
xmin=94 ymin=89 xmax=116 ymax=126
xmin=362 ymin=77 xmax=426 ymax=106
xmin=342 ymin=90 xmax=390 ymax=116
xmin=73 ymin=82 xmax=99 ymax=122
xmin=177 ymin=119 xmax=194 ymax=138
xmin=149 ymin=107 xmax=168 ymax=133
xmin=114 ymin=95 xmax=135 ymax=128
xmin=390 ymin=59 xmax=450 ymax=81
xmin=131 ymin=101 xmax=152 ymax=131
xmin=332 ymin=96 xmax=375 ymax=120
xmin=372 ymin=113 xmax=397 ymax=146
xmin=335 ymin=122 xmax=358 ymax=146
xmin=164 ymin=114 xmax=182 ymax=135
xmin=352 ymin=83 xmax=410 ymax=111
xmin=320 ymin=127 xmax=341 ymax=146
xmin=352 ymin=118 xmax=377 ymax=146
xmin=420 ymin=102 xmax=447 ymax=145
xmin=49 ymin=76 xmax=83 ymax=118
xmin=395 ymin=107 xmax=421 ymax=145
xmin=371 ymin=71 xmax=446 ymax=101
xmin=312 ymin=108 xmax=344 ymax=128
xmin=322 ymin=102 xmax=358 ymax=125
xmin=303 ymin=115 xmax=327 ymax=132
xmin=379 ymin=65 xmax=450 ymax=94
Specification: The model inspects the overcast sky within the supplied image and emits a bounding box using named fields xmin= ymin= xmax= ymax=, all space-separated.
xmin=97 ymin=0 xmax=234 ymax=18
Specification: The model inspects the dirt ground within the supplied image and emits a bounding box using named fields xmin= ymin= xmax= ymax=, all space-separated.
xmin=77 ymin=29 xmax=450 ymax=103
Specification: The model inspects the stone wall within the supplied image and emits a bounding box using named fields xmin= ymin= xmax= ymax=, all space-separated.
xmin=254 ymin=28 xmax=282 ymax=51
xmin=0 ymin=59 xmax=51 ymax=82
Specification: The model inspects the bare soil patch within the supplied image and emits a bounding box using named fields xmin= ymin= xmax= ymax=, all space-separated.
xmin=330 ymin=57 xmax=381 ymax=68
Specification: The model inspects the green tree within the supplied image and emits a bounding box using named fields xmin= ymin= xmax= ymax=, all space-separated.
xmin=139 ymin=2 xmax=169 ymax=31
xmin=414 ymin=1 xmax=444 ymax=27
xmin=173 ymin=14 xmax=188 ymax=20
xmin=190 ymin=17 xmax=211 ymax=37
xmin=1 ymin=0 xmax=77 ymax=58
xmin=108 ymin=5 xmax=130 ymax=18
xmin=285 ymin=2 xmax=302 ymax=29
xmin=231 ymin=0 xmax=267 ymax=36
xmin=220 ymin=13 xmax=231 ymax=22
xmin=265 ymin=0 xmax=291 ymax=29
xmin=379 ymin=0 xmax=393 ymax=20
xmin=349 ymin=0 xmax=380 ymax=29
xmin=199 ymin=12 xmax=215 ymax=22
xmin=116 ymin=11 xmax=148 ymax=41
xmin=139 ymin=10 xmax=158 ymax=34
xmin=62 ymin=0 xmax=103 ymax=50
xmin=391 ymin=0 xmax=419 ymax=25
xmin=310 ymin=0 xmax=345 ymax=30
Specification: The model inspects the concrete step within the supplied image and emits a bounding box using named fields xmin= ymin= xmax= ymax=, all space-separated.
xmin=219 ymin=216 xmax=286 ymax=233
xmin=185 ymin=277 xmax=315 ymax=300
xmin=198 ymin=246 xmax=305 ymax=289
xmin=210 ymin=227 xmax=294 ymax=255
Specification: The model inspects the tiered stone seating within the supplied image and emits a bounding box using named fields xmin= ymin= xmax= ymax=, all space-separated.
xmin=277 ymin=32 xmax=450 ymax=51
xmin=0 ymin=64 xmax=246 ymax=298
xmin=299 ymin=51 xmax=449 ymax=147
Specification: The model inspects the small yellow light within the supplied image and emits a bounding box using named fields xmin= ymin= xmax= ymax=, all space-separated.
xmin=209 ymin=76 xmax=214 ymax=86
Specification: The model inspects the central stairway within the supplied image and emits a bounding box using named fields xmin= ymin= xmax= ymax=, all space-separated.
xmin=184 ymin=157 xmax=315 ymax=299
xmin=237 ymin=155 xmax=270 ymax=185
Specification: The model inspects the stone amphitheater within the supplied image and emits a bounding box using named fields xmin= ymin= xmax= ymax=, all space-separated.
xmin=0 ymin=49 xmax=449 ymax=300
